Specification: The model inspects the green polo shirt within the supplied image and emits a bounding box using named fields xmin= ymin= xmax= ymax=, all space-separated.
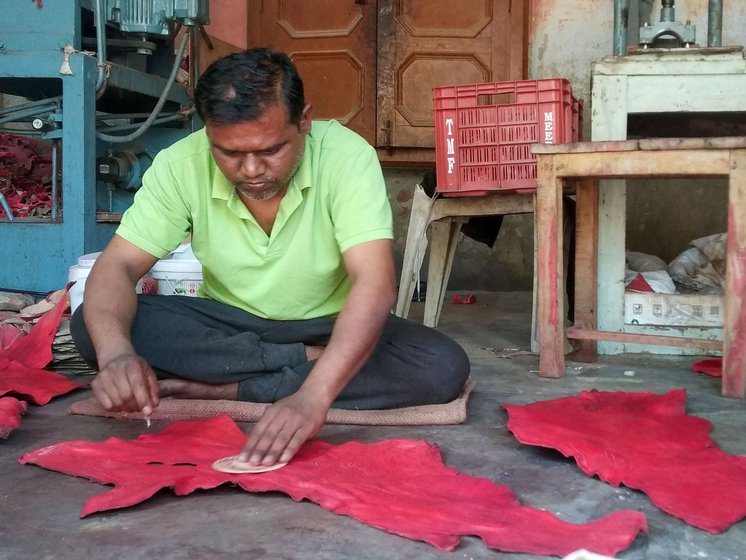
xmin=116 ymin=120 xmax=393 ymax=320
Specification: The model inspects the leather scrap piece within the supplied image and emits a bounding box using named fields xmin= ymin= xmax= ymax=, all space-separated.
xmin=504 ymin=389 xmax=746 ymax=533
xmin=0 ymin=285 xmax=70 ymax=369
xmin=0 ymin=286 xmax=83 ymax=406
xmin=691 ymin=358 xmax=722 ymax=378
xmin=0 ymin=366 xmax=82 ymax=405
xmin=20 ymin=415 xmax=647 ymax=557
xmin=0 ymin=396 xmax=27 ymax=438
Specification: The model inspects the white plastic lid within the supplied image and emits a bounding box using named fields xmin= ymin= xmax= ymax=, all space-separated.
xmin=149 ymin=243 xmax=202 ymax=274
xmin=77 ymin=252 xmax=102 ymax=267
xmin=167 ymin=243 xmax=197 ymax=260
xmin=150 ymin=259 xmax=203 ymax=274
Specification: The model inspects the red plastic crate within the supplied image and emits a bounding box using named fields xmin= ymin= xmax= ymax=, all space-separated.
xmin=433 ymin=79 xmax=582 ymax=196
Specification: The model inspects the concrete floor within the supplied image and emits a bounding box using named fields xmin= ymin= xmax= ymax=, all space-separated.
xmin=1 ymin=291 xmax=745 ymax=560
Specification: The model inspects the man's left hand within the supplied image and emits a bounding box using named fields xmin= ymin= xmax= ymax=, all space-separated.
xmin=239 ymin=389 xmax=328 ymax=466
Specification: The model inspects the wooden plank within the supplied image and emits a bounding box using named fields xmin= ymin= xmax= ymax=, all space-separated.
xmin=394 ymin=184 xmax=434 ymax=318
xmin=535 ymin=154 xmax=565 ymax=378
xmin=566 ymin=328 xmax=723 ymax=351
xmin=534 ymin=138 xmax=746 ymax=155
xmin=378 ymin=147 xmax=435 ymax=166
xmin=532 ymin=140 xmax=639 ymax=155
xmin=550 ymin=150 xmax=731 ymax=179
xmin=722 ymin=150 xmax=746 ymax=398
xmin=572 ymin=178 xmax=599 ymax=362
xmin=95 ymin=212 xmax=123 ymax=223
xmin=637 ymin=137 xmax=746 ymax=151
xmin=431 ymin=220 xmax=463 ymax=326
xmin=530 ymin=198 xmax=539 ymax=353
xmin=423 ymin=219 xmax=457 ymax=327
xmin=430 ymin=193 xmax=533 ymax=221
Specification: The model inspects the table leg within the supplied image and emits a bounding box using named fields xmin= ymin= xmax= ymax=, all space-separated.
xmin=573 ymin=178 xmax=600 ymax=362
xmin=395 ymin=184 xmax=433 ymax=318
xmin=722 ymin=150 xmax=746 ymax=398
xmin=536 ymin=155 xmax=565 ymax=378
xmin=424 ymin=218 xmax=462 ymax=328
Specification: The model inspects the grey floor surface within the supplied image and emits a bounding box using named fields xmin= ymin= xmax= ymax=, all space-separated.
xmin=1 ymin=291 xmax=744 ymax=560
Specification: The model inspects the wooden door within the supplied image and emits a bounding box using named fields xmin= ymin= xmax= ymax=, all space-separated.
xmin=377 ymin=0 xmax=526 ymax=149
xmin=249 ymin=0 xmax=378 ymax=142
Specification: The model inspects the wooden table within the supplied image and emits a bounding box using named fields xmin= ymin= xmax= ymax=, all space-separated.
xmin=533 ymin=137 xmax=746 ymax=398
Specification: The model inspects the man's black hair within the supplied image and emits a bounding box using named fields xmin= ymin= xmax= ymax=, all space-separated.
xmin=194 ymin=48 xmax=305 ymax=127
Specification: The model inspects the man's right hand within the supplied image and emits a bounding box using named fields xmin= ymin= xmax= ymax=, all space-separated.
xmin=91 ymin=354 xmax=159 ymax=414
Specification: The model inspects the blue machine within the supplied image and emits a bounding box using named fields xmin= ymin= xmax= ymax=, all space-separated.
xmin=0 ymin=0 xmax=208 ymax=292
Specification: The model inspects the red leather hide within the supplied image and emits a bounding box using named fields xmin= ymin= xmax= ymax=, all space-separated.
xmin=20 ymin=415 xmax=647 ymax=557
xmin=504 ymin=389 xmax=746 ymax=533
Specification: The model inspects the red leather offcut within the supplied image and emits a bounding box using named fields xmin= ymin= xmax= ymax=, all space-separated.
xmin=0 ymin=286 xmax=83 ymax=406
xmin=0 ymin=286 xmax=70 ymax=370
xmin=0 ymin=366 xmax=82 ymax=405
xmin=691 ymin=358 xmax=723 ymax=378
xmin=19 ymin=415 xmax=647 ymax=557
xmin=0 ymin=397 xmax=27 ymax=438
xmin=504 ymin=389 xmax=746 ymax=533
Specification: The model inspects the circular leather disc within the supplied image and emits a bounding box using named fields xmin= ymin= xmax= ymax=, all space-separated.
xmin=212 ymin=455 xmax=288 ymax=474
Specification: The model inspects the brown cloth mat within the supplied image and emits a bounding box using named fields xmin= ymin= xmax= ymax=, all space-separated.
xmin=68 ymin=378 xmax=475 ymax=426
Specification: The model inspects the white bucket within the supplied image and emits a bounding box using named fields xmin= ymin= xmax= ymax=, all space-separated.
xmin=67 ymin=244 xmax=202 ymax=313
xmin=148 ymin=243 xmax=203 ymax=297
xmin=68 ymin=252 xmax=102 ymax=314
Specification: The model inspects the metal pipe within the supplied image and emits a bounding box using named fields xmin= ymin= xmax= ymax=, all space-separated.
xmin=660 ymin=0 xmax=675 ymax=22
xmin=95 ymin=111 xmax=180 ymax=121
xmin=0 ymin=129 xmax=43 ymax=136
xmin=0 ymin=96 xmax=61 ymax=118
xmin=708 ymin=0 xmax=723 ymax=47
xmin=0 ymin=104 xmax=59 ymax=126
xmin=613 ymin=0 xmax=630 ymax=55
xmin=51 ymin=140 xmax=59 ymax=222
xmin=97 ymin=113 xmax=188 ymax=133
xmin=96 ymin=30 xmax=191 ymax=143
xmin=94 ymin=0 xmax=108 ymax=98
xmin=0 ymin=191 xmax=13 ymax=221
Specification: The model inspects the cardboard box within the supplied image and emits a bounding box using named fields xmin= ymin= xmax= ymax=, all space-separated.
xmin=624 ymin=292 xmax=723 ymax=327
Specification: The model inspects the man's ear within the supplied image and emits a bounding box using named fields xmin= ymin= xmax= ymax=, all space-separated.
xmin=299 ymin=103 xmax=313 ymax=134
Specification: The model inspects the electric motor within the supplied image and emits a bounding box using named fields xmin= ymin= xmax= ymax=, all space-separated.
xmin=107 ymin=0 xmax=209 ymax=35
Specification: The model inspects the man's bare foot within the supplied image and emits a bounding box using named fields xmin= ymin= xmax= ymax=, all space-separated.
xmin=305 ymin=345 xmax=325 ymax=361
xmin=158 ymin=379 xmax=239 ymax=400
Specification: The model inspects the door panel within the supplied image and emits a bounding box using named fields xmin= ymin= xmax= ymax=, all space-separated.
xmin=245 ymin=0 xmax=526 ymax=159
xmin=250 ymin=0 xmax=377 ymax=142
xmin=377 ymin=0 xmax=525 ymax=148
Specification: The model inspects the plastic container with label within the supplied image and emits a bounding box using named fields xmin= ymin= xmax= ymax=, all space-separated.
xmin=67 ymin=243 xmax=202 ymax=313
xmin=148 ymin=244 xmax=203 ymax=297
xmin=68 ymin=252 xmax=102 ymax=314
